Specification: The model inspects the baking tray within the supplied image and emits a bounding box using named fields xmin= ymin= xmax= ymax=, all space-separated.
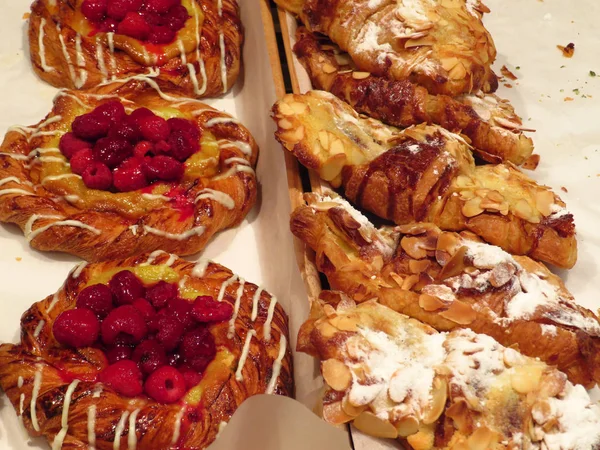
xmin=276 ymin=0 xmax=600 ymax=448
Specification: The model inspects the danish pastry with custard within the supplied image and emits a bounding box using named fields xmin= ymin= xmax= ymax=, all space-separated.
xmin=29 ymin=0 xmax=242 ymax=97
xmin=0 ymin=80 xmax=257 ymax=261
xmin=0 ymin=252 xmax=292 ymax=449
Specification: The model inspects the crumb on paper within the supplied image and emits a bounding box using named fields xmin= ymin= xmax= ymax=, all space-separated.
xmin=504 ymin=83 xmax=513 ymax=88
xmin=561 ymin=186 xmax=568 ymax=193
xmin=564 ymin=97 xmax=574 ymax=101
xmin=557 ymin=43 xmax=575 ymax=58
xmin=501 ymin=65 xmax=518 ymax=80
xmin=522 ymin=154 xmax=540 ymax=171
xmin=22 ymin=12 xmax=30 ymax=20
xmin=15 ymin=257 xmax=22 ymax=262
xmin=591 ymin=70 xmax=597 ymax=77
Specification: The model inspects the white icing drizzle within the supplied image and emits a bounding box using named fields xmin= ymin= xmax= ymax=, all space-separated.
xmin=178 ymin=275 xmax=189 ymax=290
xmin=19 ymin=393 xmax=25 ymax=416
xmin=51 ymin=428 xmax=68 ymax=450
xmin=266 ymin=334 xmax=287 ymax=394
xmin=7 ymin=116 xmax=63 ymax=142
xmin=26 ymin=218 xmax=101 ymax=242
xmin=227 ymin=278 xmax=245 ymax=339
xmin=192 ymin=259 xmax=211 ymax=278
xmin=217 ymin=274 xmax=238 ymax=302
xmin=191 ymin=108 xmax=216 ymax=117
xmin=18 ymin=376 xmax=24 ymax=388
xmin=224 ymin=157 xmax=251 ymax=166
xmin=38 ymin=18 xmax=55 ymax=72
xmin=33 ymin=320 xmax=45 ymax=338
xmin=205 ymin=117 xmax=240 ymax=127
xmin=129 ymin=224 xmax=139 ymax=236
xmin=0 ymin=176 xmax=33 ymax=188
xmin=263 ymin=296 xmax=278 ymax=342
xmin=218 ymin=140 xmax=252 ymax=156
xmin=235 ymin=330 xmax=256 ymax=382
xmin=127 ymin=408 xmax=141 ymax=450
xmin=107 ymin=32 xmax=117 ymax=80
xmin=74 ymin=33 xmax=88 ymax=88
xmin=189 ymin=2 xmax=208 ymax=96
xmin=142 ymin=250 xmax=177 ymax=267
xmin=113 ymin=410 xmax=130 ymax=450
xmin=47 ymin=284 xmax=64 ymax=314
xmin=143 ymin=225 xmax=206 ymax=241
xmin=217 ymin=0 xmax=227 ymax=93
xmin=0 ymin=188 xmax=34 ymax=197
xmin=51 ymin=379 xmax=80 ymax=449
xmin=30 ymin=364 xmax=43 ymax=432
xmin=177 ymin=40 xmax=187 ymax=65
xmin=216 ymin=421 xmax=228 ymax=438
xmin=213 ymin=164 xmax=255 ymax=181
xmin=251 ymin=287 xmax=263 ymax=322
xmin=57 ymin=25 xmax=78 ymax=87
xmin=87 ymin=405 xmax=97 ymax=450
xmin=72 ymin=261 xmax=88 ymax=279
xmin=25 ymin=214 xmax=63 ymax=236
xmin=195 ymin=188 xmax=235 ymax=209
xmin=0 ymin=152 xmax=29 ymax=161
xmin=42 ymin=173 xmax=81 ymax=184
xmin=171 ymin=407 xmax=186 ymax=445
xmin=96 ymin=35 xmax=108 ymax=82
xmin=141 ymin=192 xmax=170 ymax=201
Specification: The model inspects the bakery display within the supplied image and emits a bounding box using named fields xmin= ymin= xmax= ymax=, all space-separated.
xmin=273 ymin=91 xmax=576 ymax=269
xmin=0 ymin=252 xmax=292 ymax=449
xmin=290 ymin=193 xmax=600 ymax=387
xmin=29 ymin=0 xmax=243 ymax=97
xmin=298 ymin=293 xmax=600 ymax=449
xmin=274 ymin=0 xmax=497 ymax=96
xmin=293 ymin=27 xmax=534 ymax=165
xmin=0 ymin=79 xmax=258 ymax=261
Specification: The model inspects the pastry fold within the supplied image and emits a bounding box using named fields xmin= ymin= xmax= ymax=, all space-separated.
xmin=290 ymin=193 xmax=600 ymax=387
xmin=299 ymin=294 xmax=600 ymax=449
xmin=274 ymin=0 xmax=497 ymax=96
xmin=0 ymin=253 xmax=293 ymax=449
xmin=293 ymin=28 xmax=533 ymax=165
xmin=273 ymin=91 xmax=576 ymax=268
xmin=29 ymin=0 xmax=242 ymax=97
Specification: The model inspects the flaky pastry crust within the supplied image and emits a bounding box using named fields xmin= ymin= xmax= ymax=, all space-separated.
xmin=0 ymin=253 xmax=293 ymax=449
xmin=275 ymin=0 xmax=497 ymax=96
xmin=293 ymin=28 xmax=534 ymax=165
xmin=29 ymin=0 xmax=242 ymax=97
xmin=0 ymin=80 xmax=258 ymax=261
xmin=298 ymin=295 xmax=600 ymax=449
xmin=290 ymin=194 xmax=600 ymax=387
xmin=273 ymin=91 xmax=576 ymax=268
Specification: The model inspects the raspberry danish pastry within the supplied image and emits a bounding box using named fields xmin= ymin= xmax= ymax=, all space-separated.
xmin=0 ymin=80 xmax=258 ymax=261
xmin=0 ymin=253 xmax=292 ymax=449
xmin=29 ymin=0 xmax=242 ymax=97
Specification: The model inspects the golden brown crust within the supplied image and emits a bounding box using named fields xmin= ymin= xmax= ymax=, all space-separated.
xmin=290 ymin=196 xmax=600 ymax=387
xmin=273 ymin=91 xmax=576 ymax=269
xmin=0 ymin=253 xmax=293 ymax=449
xmin=0 ymin=80 xmax=258 ymax=262
xmin=29 ymin=0 xmax=242 ymax=97
xmin=293 ymin=28 xmax=533 ymax=165
xmin=275 ymin=0 xmax=497 ymax=96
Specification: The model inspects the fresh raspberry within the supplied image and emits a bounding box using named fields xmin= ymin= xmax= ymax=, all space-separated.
xmin=94 ymin=101 xmax=127 ymax=125
xmin=156 ymin=315 xmax=184 ymax=351
xmin=180 ymin=327 xmax=216 ymax=363
xmin=166 ymin=351 xmax=182 ymax=367
xmin=81 ymin=0 xmax=108 ymax=22
xmin=130 ymin=107 xmax=155 ymax=123
xmin=138 ymin=115 xmax=170 ymax=142
xmin=167 ymin=130 xmax=199 ymax=161
xmin=146 ymin=281 xmax=178 ymax=309
xmin=132 ymin=339 xmax=167 ymax=375
xmin=133 ymin=141 xmax=155 ymax=158
xmin=168 ymin=298 xmax=195 ymax=330
xmin=99 ymin=360 xmax=144 ymax=397
xmin=53 ymin=308 xmax=100 ymax=348
xmin=107 ymin=0 xmax=143 ymax=21
xmin=82 ymin=162 xmax=113 ymax=190
xmin=76 ymin=283 xmax=114 ymax=318
xmin=165 ymin=4 xmax=189 ymax=31
xmin=144 ymin=366 xmax=186 ymax=403
xmin=142 ymin=11 xmax=166 ymax=26
xmin=69 ymin=148 xmax=96 ymax=175
xmin=102 ymin=305 xmax=149 ymax=345
xmin=105 ymin=345 xmax=133 ymax=364
xmin=148 ymin=26 xmax=176 ymax=45
xmin=167 ymin=118 xmax=199 ymax=141
xmin=143 ymin=155 xmax=184 ymax=182
xmin=144 ymin=0 xmax=178 ymax=14
xmin=109 ymin=116 xmax=142 ymax=142
xmin=179 ymin=366 xmax=203 ymax=389
xmin=118 ymin=12 xmax=151 ymax=40
xmin=132 ymin=298 xmax=157 ymax=323
xmin=109 ymin=270 xmax=146 ymax=305
xmin=72 ymin=113 xmax=111 ymax=141
xmin=191 ymin=296 xmax=233 ymax=323
xmin=153 ymin=140 xmax=171 ymax=155
xmin=93 ymin=137 xmax=133 ymax=169
xmin=113 ymin=157 xmax=148 ymax=192
xmin=59 ymin=132 xmax=92 ymax=159
xmin=186 ymin=355 xmax=213 ymax=373
xmin=100 ymin=17 xmax=119 ymax=32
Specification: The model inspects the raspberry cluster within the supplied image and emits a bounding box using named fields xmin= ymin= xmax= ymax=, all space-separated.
xmin=59 ymin=101 xmax=200 ymax=192
xmin=52 ymin=270 xmax=233 ymax=404
xmin=81 ymin=0 xmax=189 ymax=44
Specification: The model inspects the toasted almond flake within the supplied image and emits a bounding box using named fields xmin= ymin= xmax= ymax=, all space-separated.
xmin=290 ymin=102 xmax=308 ymax=114
xmin=401 ymin=237 xmax=428 ymax=259
xmin=511 ymin=365 xmax=543 ymax=394
xmin=441 ymin=56 xmax=460 ymax=71
xmin=342 ymin=395 xmax=365 ymax=418
xmin=467 ymin=426 xmax=497 ymax=450
xmin=396 ymin=416 xmax=420 ymax=437
xmin=322 ymin=401 xmax=354 ymax=424
xmin=329 ymin=139 xmax=345 ymax=156
xmin=322 ymin=359 xmax=352 ymax=392
xmin=514 ymin=199 xmax=537 ymax=222
xmin=354 ymin=412 xmax=399 ymax=439
xmin=486 ymin=190 xmax=504 ymax=203
xmin=422 ymin=378 xmax=447 ymax=424
xmin=449 ymin=62 xmax=467 ymax=80
xmin=318 ymin=131 xmax=330 ymax=150
xmin=401 ymin=274 xmax=419 ymax=291
xmin=352 ymin=71 xmax=370 ymax=80
xmin=522 ymin=154 xmax=540 ymax=170
xmin=535 ymin=190 xmax=555 ymax=217
xmin=278 ymin=102 xmax=294 ymax=116
xmin=278 ymin=119 xmax=292 ymax=130
xmin=409 ymin=259 xmax=431 ymax=274
xmin=462 ymin=197 xmax=484 ymax=217
xmin=419 ymin=294 xmax=446 ymax=312
xmin=330 ymin=315 xmax=359 ymax=332
xmin=323 ymin=63 xmax=337 ymax=74
xmin=439 ymin=301 xmax=476 ymax=325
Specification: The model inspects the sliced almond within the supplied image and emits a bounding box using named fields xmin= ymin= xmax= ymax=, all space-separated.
xmin=462 ymin=197 xmax=484 ymax=218
xmin=535 ymin=190 xmax=555 ymax=217
xmin=322 ymin=63 xmax=337 ymax=74
xmin=436 ymin=231 xmax=461 ymax=253
xmin=323 ymin=304 xmax=337 ymax=318
xmin=319 ymin=322 xmax=340 ymax=339
xmin=334 ymin=53 xmax=351 ymax=66
xmin=329 ymin=138 xmax=345 ymax=156
xmin=539 ymin=371 xmax=567 ymax=398
xmin=454 ymin=175 xmax=474 ymax=188
xmin=438 ymin=246 xmax=468 ymax=280
xmin=532 ymin=400 xmax=552 ymax=425
xmin=342 ymin=394 xmax=366 ymax=418
xmin=409 ymin=259 xmax=431 ymax=274
xmin=401 ymin=237 xmax=428 ymax=259
xmin=353 ymin=412 xmax=399 ymax=439
xmin=405 ymin=36 xmax=435 ymax=48
xmin=449 ymin=62 xmax=467 ymax=80
xmin=318 ymin=131 xmax=330 ymax=150
xmin=389 ymin=272 xmax=404 ymax=287
xmin=419 ymin=294 xmax=447 ymax=312
xmin=467 ymin=426 xmax=497 ymax=450
xmin=441 ymin=56 xmax=460 ymax=71
xmin=446 ymin=399 xmax=471 ymax=433
xmin=352 ymin=71 xmax=371 ymax=80
xmin=278 ymin=102 xmax=294 ymax=116
xmin=511 ymin=365 xmax=543 ymax=394
xmin=283 ymin=125 xmax=305 ymax=144
xmin=406 ymin=424 xmax=435 ymax=450
xmin=320 ymin=153 xmax=347 ymax=182
xmin=401 ymin=274 xmax=420 ymax=291
xmin=422 ymin=377 xmax=448 ymax=424
xmin=486 ymin=190 xmax=504 ymax=203
xmin=322 ymin=359 xmax=353 ymax=392
xmin=278 ymin=118 xmax=292 ymax=130
xmin=290 ymin=101 xmax=308 ymax=115
xmin=488 ymin=262 xmax=516 ymax=288
xmin=396 ymin=415 xmax=420 ymax=437
xmin=330 ymin=315 xmax=359 ymax=332
xmin=514 ymin=199 xmax=537 ymax=223
xmin=503 ymin=347 xmax=526 ymax=368
xmin=439 ymin=300 xmax=476 ymax=325
xmin=322 ymin=400 xmax=354 ymax=424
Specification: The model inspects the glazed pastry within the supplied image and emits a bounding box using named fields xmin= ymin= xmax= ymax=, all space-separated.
xmin=274 ymin=0 xmax=497 ymax=96
xmin=29 ymin=0 xmax=242 ymax=97
xmin=0 ymin=80 xmax=258 ymax=261
xmin=293 ymin=28 xmax=534 ymax=165
xmin=0 ymin=252 xmax=292 ymax=449
xmin=290 ymin=193 xmax=600 ymax=387
xmin=298 ymin=294 xmax=600 ymax=449
xmin=273 ymin=91 xmax=576 ymax=268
